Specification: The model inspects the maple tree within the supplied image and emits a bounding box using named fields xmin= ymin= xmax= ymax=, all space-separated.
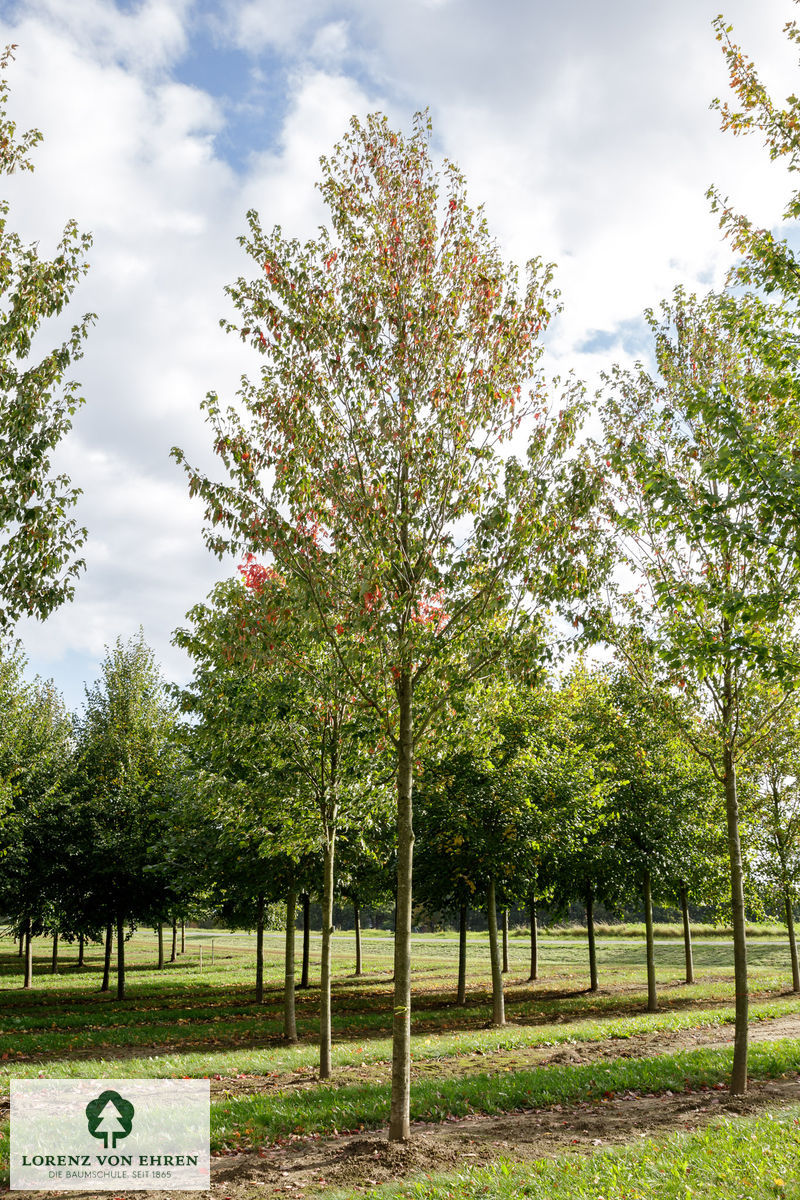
xmin=71 ymin=633 xmax=180 ymax=1000
xmin=0 ymin=646 xmax=73 ymax=988
xmin=174 ymin=111 xmax=601 ymax=1139
xmin=743 ymin=683 xmax=800 ymax=992
xmin=599 ymin=286 xmax=800 ymax=1092
xmin=0 ymin=48 xmax=93 ymax=628
xmin=175 ymin=567 xmax=387 ymax=1072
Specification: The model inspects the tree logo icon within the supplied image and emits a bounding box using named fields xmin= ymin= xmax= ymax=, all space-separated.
xmin=85 ymin=1090 xmax=135 ymax=1149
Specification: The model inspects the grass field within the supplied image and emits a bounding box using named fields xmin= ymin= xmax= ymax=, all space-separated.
xmin=2 ymin=924 xmax=799 ymax=1197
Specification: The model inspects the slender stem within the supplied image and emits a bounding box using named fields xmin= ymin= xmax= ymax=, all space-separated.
xmin=680 ymin=884 xmax=694 ymax=984
xmin=299 ymin=894 xmax=310 ymax=989
xmin=785 ymin=890 xmax=800 ymax=993
xmin=487 ymin=879 xmax=505 ymax=1026
xmin=724 ymin=736 xmax=749 ymax=1094
xmin=101 ymin=923 xmax=112 ymax=992
xmin=389 ymin=668 xmax=414 ymax=1143
xmin=116 ymin=913 xmax=125 ymax=1002
xmin=283 ymin=887 xmax=297 ymax=1043
xmin=354 ymin=897 xmax=362 ymax=977
xmin=23 ymin=919 xmax=32 ymax=989
xmin=501 ymin=908 xmax=509 ymax=974
xmin=457 ymin=902 xmax=467 ymax=1005
xmin=586 ymin=886 xmax=598 ymax=992
xmin=528 ymin=897 xmax=538 ymax=982
xmin=256 ymin=892 xmax=265 ymax=1004
xmin=643 ymin=867 xmax=657 ymax=1012
xmin=320 ymin=832 xmax=336 ymax=1078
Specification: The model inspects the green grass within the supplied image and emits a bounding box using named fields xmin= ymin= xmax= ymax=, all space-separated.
xmin=532 ymin=921 xmax=790 ymax=940
xmin=210 ymin=1039 xmax=800 ymax=1150
xmin=3 ymin=994 xmax=799 ymax=1095
xmin=1 ymin=928 xmax=800 ymax=1196
xmin=323 ymin=1106 xmax=800 ymax=1199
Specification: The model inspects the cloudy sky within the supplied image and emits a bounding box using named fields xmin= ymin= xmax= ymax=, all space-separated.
xmin=1 ymin=0 xmax=798 ymax=711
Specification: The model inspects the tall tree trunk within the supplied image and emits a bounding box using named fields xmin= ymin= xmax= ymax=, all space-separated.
xmin=116 ymin=913 xmax=126 ymax=1002
xmin=643 ymin=867 xmax=657 ymax=1012
xmin=353 ymin=896 xmax=362 ymax=977
xmin=18 ymin=928 xmax=23 ymax=957
xmin=255 ymin=892 xmax=265 ymax=1004
xmin=299 ymin=893 xmax=310 ymax=989
xmin=528 ymin=896 xmax=538 ymax=982
xmin=784 ymin=890 xmax=800 ymax=993
xmin=51 ymin=932 xmax=59 ymax=975
xmin=457 ymin=901 xmax=467 ymax=1005
xmin=389 ymin=670 xmax=414 ymax=1143
xmin=23 ymin=920 xmax=32 ymax=989
xmin=283 ymin=887 xmax=297 ymax=1043
xmin=101 ymin=923 xmax=112 ymax=992
xmin=157 ymin=923 xmax=164 ymax=969
xmin=78 ymin=932 xmax=85 ymax=968
xmin=320 ymin=831 xmax=336 ymax=1079
xmin=181 ymin=920 xmax=185 ymax=954
xmin=501 ymin=907 xmax=509 ymax=974
xmin=680 ymin=883 xmax=694 ymax=984
xmin=487 ymin=879 xmax=505 ymax=1026
xmin=586 ymin=885 xmax=598 ymax=992
xmin=171 ymin=919 xmax=177 ymax=963
xmin=723 ymin=740 xmax=748 ymax=1095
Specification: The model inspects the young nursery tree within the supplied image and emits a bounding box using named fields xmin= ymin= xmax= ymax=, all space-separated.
xmin=744 ymin=684 xmax=800 ymax=992
xmin=601 ymin=286 xmax=800 ymax=1093
xmin=72 ymin=633 xmax=179 ymax=1000
xmin=174 ymin=112 xmax=600 ymax=1139
xmin=176 ymin=569 xmax=387 ymax=1074
xmin=0 ymin=48 xmax=93 ymax=627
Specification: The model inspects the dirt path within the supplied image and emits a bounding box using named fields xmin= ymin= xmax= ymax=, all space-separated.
xmin=208 ymin=1074 xmax=800 ymax=1197
xmin=11 ymin=1014 xmax=800 ymax=1199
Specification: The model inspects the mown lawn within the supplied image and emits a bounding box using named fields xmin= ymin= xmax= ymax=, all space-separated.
xmin=2 ymin=926 xmax=799 ymax=1196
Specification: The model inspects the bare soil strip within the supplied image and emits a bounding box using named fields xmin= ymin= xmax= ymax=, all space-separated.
xmin=12 ymin=1014 xmax=800 ymax=1199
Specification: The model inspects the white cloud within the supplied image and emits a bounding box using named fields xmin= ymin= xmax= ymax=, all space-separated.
xmin=1 ymin=0 xmax=799 ymax=708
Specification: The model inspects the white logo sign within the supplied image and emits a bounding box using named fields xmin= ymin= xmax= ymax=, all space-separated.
xmin=10 ymin=1079 xmax=210 ymax=1191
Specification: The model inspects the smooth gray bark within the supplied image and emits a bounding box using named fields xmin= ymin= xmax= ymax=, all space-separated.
xmin=457 ymin=902 xmax=467 ymax=1005
xmin=353 ymin=897 xmax=362 ymax=977
xmin=785 ymin=892 xmax=800 ymax=994
xmin=283 ymin=888 xmax=297 ymax=1043
xmin=320 ymin=831 xmax=336 ymax=1078
xmin=680 ymin=884 xmax=694 ymax=984
xmin=487 ymin=879 xmax=505 ymax=1026
xmin=116 ymin=913 xmax=125 ymax=1001
xmin=299 ymin=893 xmax=310 ymax=989
xmin=256 ymin=892 xmax=265 ymax=1004
xmin=528 ymin=897 xmax=538 ymax=981
xmin=501 ymin=907 xmax=509 ymax=974
xmin=586 ymin=887 xmax=598 ymax=992
xmin=643 ymin=867 xmax=657 ymax=1012
xmin=23 ymin=920 xmax=32 ymax=989
xmin=723 ymin=739 xmax=748 ymax=1094
xmin=101 ymin=923 xmax=112 ymax=992
xmin=389 ymin=669 xmax=414 ymax=1142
